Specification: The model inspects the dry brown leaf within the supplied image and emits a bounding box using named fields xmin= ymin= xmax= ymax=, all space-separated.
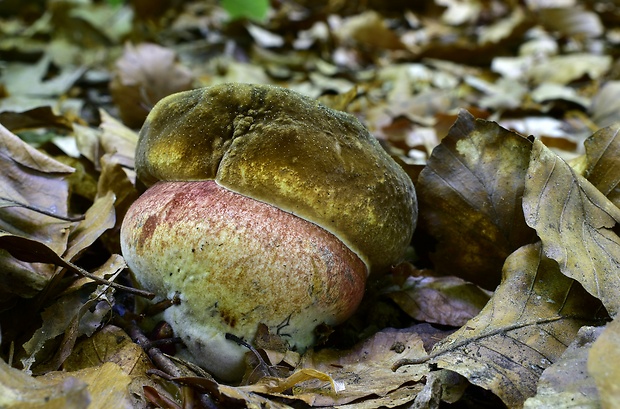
xmin=293 ymin=327 xmax=432 ymax=406
xmin=523 ymin=139 xmax=620 ymax=316
xmin=582 ymin=125 xmax=620 ymax=207
xmin=39 ymin=362 xmax=133 ymax=409
xmin=537 ymin=6 xmax=603 ymax=38
xmin=588 ymin=317 xmax=620 ymax=408
xmin=589 ymin=81 xmax=620 ymax=128
xmin=416 ymin=110 xmax=536 ymax=289
xmin=0 ymin=357 xmax=89 ymax=409
xmin=21 ymin=273 xmax=119 ymax=374
xmin=98 ymin=109 xmax=139 ymax=172
xmin=396 ymin=243 xmax=604 ymax=408
xmin=387 ymin=275 xmax=492 ymax=327
xmin=336 ymin=11 xmax=406 ymax=51
xmin=110 ymin=43 xmax=194 ymax=128
xmin=64 ymin=190 xmax=115 ymax=261
xmin=63 ymin=325 xmax=169 ymax=408
xmin=0 ymin=122 xmax=75 ymax=305
xmin=523 ymin=325 xmax=603 ymax=408
xmin=0 ymin=106 xmax=73 ymax=132
xmin=527 ymin=54 xmax=612 ymax=86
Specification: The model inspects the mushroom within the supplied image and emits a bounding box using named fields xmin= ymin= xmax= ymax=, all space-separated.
xmin=120 ymin=83 xmax=417 ymax=381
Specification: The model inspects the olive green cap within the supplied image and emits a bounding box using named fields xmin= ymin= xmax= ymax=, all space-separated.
xmin=135 ymin=83 xmax=417 ymax=273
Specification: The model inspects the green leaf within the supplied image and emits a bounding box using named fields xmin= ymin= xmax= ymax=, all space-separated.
xmin=221 ymin=0 xmax=269 ymax=22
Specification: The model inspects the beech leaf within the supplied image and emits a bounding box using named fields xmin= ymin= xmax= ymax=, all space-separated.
xmin=588 ymin=317 xmax=620 ymax=408
xmin=417 ymin=109 xmax=535 ymax=289
xmin=387 ymin=275 xmax=492 ymax=327
xmin=582 ymin=124 xmax=620 ymax=207
xmin=0 ymin=357 xmax=89 ymax=408
xmin=523 ymin=139 xmax=620 ymax=316
xmin=394 ymin=243 xmax=604 ymax=408
xmin=0 ymin=122 xmax=75 ymax=301
xmin=524 ymin=326 xmax=603 ymax=408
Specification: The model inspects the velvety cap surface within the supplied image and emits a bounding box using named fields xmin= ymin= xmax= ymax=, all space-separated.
xmin=135 ymin=83 xmax=417 ymax=273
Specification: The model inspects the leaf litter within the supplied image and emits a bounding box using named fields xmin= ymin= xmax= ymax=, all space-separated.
xmin=2 ymin=0 xmax=620 ymax=408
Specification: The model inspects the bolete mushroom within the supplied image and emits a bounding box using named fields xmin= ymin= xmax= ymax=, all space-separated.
xmin=120 ymin=83 xmax=417 ymax=381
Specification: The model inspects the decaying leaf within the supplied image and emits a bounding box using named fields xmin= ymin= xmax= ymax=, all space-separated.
xmin=20 ymin=261 xmax=121 ymax=374
xmin=0 ymin=357 xmax=89 ymax=409
xmin=582 ymin=124 xmax=620 ymax=207
xmin=588 ymin=317 xmax=620 ymax=408
xmin=589 ymin=81 xmax=620 ymax=128
xmin=294 ymin=327 xmax=433 ymax=407
xmin=110 ymin=43 xmax=194 ymax=128
xmin=40 ymin=362 xmax=132 ymax=409
xmin=523 ymin=325 xmax=603 ymax=408
xmin=0 ymin=122 xmax=75 ymax=305
xmin=417 ymin=109 xmax=535 ymax=289
xmin=524 ymin=139 xmax=620 ymax=316
xmin=98 ymin=109 xmax=139 ymax=172
xmin=387 ymin=275 xmax=492 ymax=327
xmin=395 ymin=243 xmax=604 ymax=408
xmin=63 ymin=325 xmax=164 ymax=409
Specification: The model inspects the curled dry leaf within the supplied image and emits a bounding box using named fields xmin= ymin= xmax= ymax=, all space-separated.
xmin=395 ymin=243 xmax=604 ymax=408
xmin=524 ymin=139 xmax=620 ymax=317
xmin=0 ymin=123 xmax=74 ymax=305
xmin=589 ymin=81 xmax=620 ymax=128
xmin=387 ymin=275 xmax=492 ymax=327
xmin=0 ymin=357 xmax=89 ymax=409
xmin=588 ymin=317 xmax=620 ymax=408
xmin=20 ymin=255 xmax=126 ymax=374
xmin=98 ymin=109 xmax=139 ymax=172
xmin=39 ymin=362 xmax=133 ymax=409
xmin=295 ymin=327 xmax=434 ymax=407
xmin=582 ymin=124 xmax=620 ymax=207
xmin=416 ymin=109 xmax=535 ymax=289
xmin=64 ymin=325 xmax=166 ymax=409
xmin=110 ymin=43 xmax=194 ymax=128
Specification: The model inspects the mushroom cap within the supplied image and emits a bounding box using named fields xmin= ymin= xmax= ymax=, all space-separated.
xmin=136 ymin=83 xmax=417 ymax=273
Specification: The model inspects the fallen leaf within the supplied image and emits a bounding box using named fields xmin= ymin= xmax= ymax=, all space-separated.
xmin=537 ymin=6 xmax=603 ymax=38
xmin=416 ymin=110 xmax=536 ymax=289
xmin=21 ymin=277 xmax=117 ymax=374
xmin=0 ymin=122 xmax=74 ymax=304
xmin=527 ymin=54 xmax=612 ymax=85
xmin=40 ymin=362 xmax=132 ymax=409
xmin=0 ymin=357 xmax=89 ymax=409
xmin=110 ymin=43 xmax=194 ymax=128
xmin=589 ymin=81 xmax=620 ymax=128
xmin=387 ymin=275 xmax=492 ymax=327
xmin=582 ymin=125 xmax=620 ymax=207
xmin=523 ymin=325 xmax=603 ymax=408
xmin=64 ymin=190 xmax=115 ymax=262
xmin=523 ymin=139 xmax=620 ymax=316
xmin=295 ymin=327 xmax=433 ymax=406
xmin=98 ymin=109 xmax=138 ymax=172
xmin=335 ymin=11 xmax=406 ymax=52
xmin=0 ymin=106 xmax=73 ymax=132
xmin=395 ymin=243 xmax=604 ymax=408
xmin=64 ymin=325 xmax=166 ymax=408
xmin=588 ymin=317 xmax=620 ymax=408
